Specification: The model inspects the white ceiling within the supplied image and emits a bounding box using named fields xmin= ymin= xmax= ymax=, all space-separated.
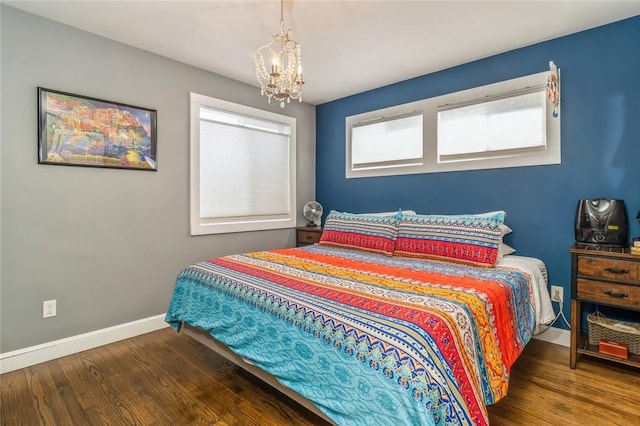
xmin=6 ymin=1 xmax=640 ymax=105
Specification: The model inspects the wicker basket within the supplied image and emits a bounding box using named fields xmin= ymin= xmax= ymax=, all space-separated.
xmin=587 ymin=311 xmax=640 ymax=355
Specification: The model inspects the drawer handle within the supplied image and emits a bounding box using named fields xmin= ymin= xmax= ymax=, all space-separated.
xmin=603 ymin=289 xmax=629 ymax=298
xmin=604 ymin=267 xmax=629 ymax=275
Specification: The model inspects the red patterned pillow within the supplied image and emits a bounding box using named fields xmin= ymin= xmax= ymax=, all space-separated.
xmin=319 ymin=210 xmax=401 ymax=256
xmin=394 ymin=212 xmax=505 ymax=266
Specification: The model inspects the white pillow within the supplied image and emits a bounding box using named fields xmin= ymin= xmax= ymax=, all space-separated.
xmin=501 ymin=224 xmax=513 ymax=237
xmin=499 ymin=243 xmax=516 ymax=257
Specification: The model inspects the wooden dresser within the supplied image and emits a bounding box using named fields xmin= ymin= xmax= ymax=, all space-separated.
xmin=296 ymin=226 xmax=323 ymax=247
xmin=569 ymin=243 xmax=640 ymax=369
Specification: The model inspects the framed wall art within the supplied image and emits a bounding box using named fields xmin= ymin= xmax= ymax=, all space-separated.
xmin=38 ymin=87 xmax=157 ymax=171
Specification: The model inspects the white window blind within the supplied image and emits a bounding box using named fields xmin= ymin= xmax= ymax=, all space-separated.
xmin=437 ymin=90 xmax=547 ymax=162
xmin=190 ymin=93 xmax=296 ymax=235
xmin=345 ymin=70 xmax=560 ymax=178
xmin=351 ymin=113 xmax=423 ymax=170
xmin=199 ymin=114 xmax=290 ymax=219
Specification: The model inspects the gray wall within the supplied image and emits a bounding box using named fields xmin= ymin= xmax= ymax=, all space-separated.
xmin=0 ymin=5 xmax=316 ymax=353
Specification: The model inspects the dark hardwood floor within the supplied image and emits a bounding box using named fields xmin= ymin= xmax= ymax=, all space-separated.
xmin=2 ymin=328 xmax=639 ymax=425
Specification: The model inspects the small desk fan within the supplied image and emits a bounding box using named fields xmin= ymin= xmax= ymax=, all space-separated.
xmin=303 ymin=201 xmax=323 ymax=227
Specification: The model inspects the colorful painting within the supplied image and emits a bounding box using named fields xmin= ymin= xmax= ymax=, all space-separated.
xmin=38 ymin=87 xmax=157 ymax=170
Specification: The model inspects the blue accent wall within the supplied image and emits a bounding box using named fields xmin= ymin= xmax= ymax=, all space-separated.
xmin=316 ymin=16 xmax=640 ymax=329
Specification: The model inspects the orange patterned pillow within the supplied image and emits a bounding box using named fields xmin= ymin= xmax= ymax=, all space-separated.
xmin=319 ymin=210 xmax=401 ymax=256
xmin=394 ymin=211 xmax=505 ymax=266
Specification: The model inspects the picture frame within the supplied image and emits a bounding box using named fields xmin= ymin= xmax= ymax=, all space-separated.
xmin=38 ymin=87 xmax=157 ymax=171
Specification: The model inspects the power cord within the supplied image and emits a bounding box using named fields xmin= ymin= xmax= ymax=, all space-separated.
xmin=533 ymin=294 xmax=571 ymax=335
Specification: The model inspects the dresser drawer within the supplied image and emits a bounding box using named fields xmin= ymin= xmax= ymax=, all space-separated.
xmin=577 ymin=278 xmax=640 ymax=309
xmin=577 ymin=257 xmax=640 ymax=283
xmin=297 ymin=230 xmax=322 ymax=245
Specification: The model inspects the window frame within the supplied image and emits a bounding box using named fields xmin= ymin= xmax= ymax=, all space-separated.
xmin=190 ymin=93 xmax=296 ymax=235
xmin=345 ymin=71 xmax=560 ymax=179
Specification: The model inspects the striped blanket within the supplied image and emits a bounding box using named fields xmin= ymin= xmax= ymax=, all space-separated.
xmin=165 ymin=245 xmax=538 ymax=426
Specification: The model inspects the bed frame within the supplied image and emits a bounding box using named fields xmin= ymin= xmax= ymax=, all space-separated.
xmin=182 ymin=323 xmax=336 ymax=425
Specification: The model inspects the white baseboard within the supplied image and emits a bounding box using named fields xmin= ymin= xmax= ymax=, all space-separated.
xmin=0 ymin=313 xmax=169 ymax=374
xmin=532 ymin=326 xmax=570 ymax=347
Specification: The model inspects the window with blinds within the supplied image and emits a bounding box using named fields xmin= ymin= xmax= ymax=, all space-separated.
xmin=437 ymin=89 xmax=547 ymax=163
xmin=190 ymin=93 xmax=296 ymax=235
xmin=345 ymin=70 xmax=560 ymax=178
xmin=351 ymin=113 xmax=423 ymax=171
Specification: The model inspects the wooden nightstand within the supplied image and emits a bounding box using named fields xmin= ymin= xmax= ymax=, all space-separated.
xmin=569 ymin=243 xmax=640 ymax=369
xmin=296 ymin=226 xmax=323 ymax=247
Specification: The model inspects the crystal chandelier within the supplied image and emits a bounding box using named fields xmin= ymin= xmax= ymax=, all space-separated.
xmin=251 ymin=0 xmax=304 ymax=108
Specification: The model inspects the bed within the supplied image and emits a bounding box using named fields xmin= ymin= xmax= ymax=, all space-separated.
xmin=165 ymin=211 xmax=554 ymax=426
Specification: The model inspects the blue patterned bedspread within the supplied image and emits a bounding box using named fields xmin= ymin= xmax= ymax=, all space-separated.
xmin=166 ymin=245 xmax=538 ymax=426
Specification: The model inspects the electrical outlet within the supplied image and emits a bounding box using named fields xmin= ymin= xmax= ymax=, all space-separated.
xmin=43 ymin=300 xmax=56 ymax=318
xmin=551 ymin=286 xmax=563 ymax=304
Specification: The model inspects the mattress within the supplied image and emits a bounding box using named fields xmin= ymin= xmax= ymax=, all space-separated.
xmin=496 ymin=255 xmax=554 ymax=333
